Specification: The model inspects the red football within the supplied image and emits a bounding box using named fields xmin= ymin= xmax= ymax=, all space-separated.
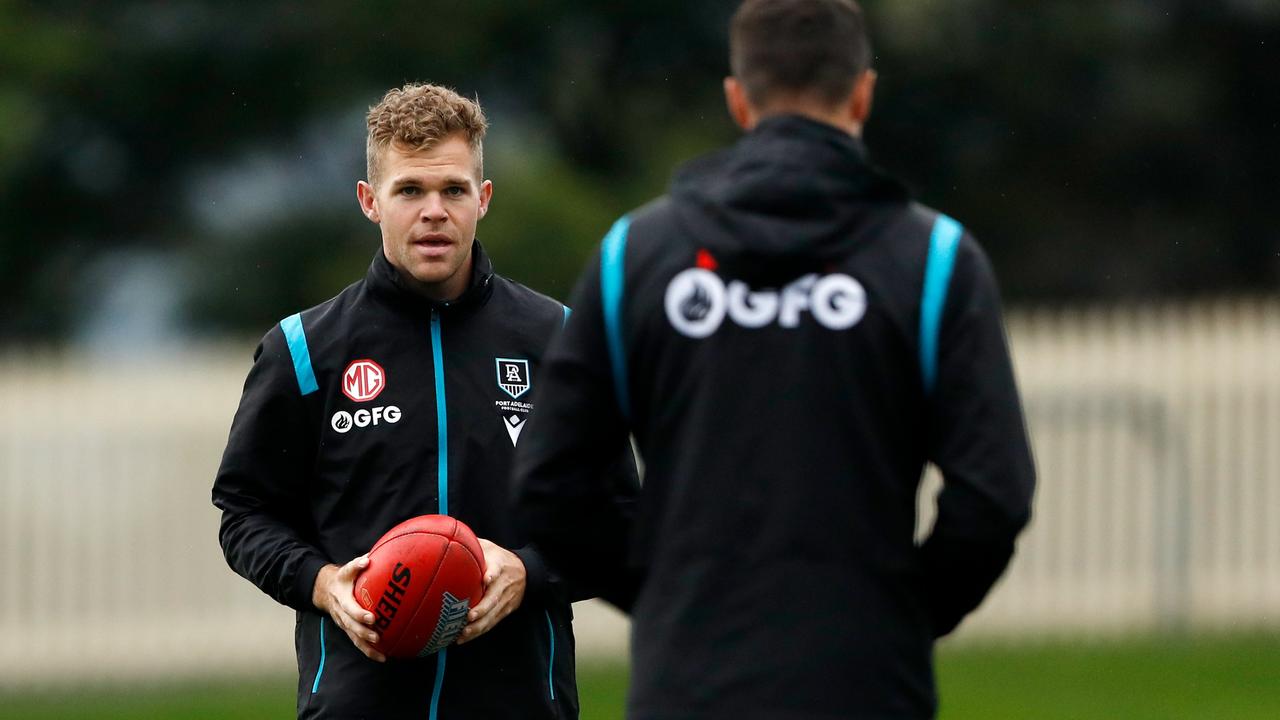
xmin=353 ymin=514 xmax=487 ymax=659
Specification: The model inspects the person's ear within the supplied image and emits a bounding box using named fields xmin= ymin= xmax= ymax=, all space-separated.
xmin=850 ymin=69 xmax=877 ymax=126
xmin=477 ymin=179 xmax=493 ymax=220
xmin=723 ymin=77 xmax=755 ymax=131
xmin=357 ymin=180 xmax=380 ymax=224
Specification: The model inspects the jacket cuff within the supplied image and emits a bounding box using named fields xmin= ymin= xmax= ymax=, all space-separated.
xmin=919 ymin=534 xmax=1015 ymax=638
xmin=290 ymin=554 xmax=332 ymax=613
xmin=512 ymin=545 xmax=552 ymax=602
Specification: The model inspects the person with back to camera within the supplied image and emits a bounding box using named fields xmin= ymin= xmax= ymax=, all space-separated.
xmin=513 ymin=1 xmax=1037 ymax=718
xmin=212 ymin=82 xmax=637 ymax=719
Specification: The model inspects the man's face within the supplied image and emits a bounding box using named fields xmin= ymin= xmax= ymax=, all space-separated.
xmin=357 ymin=134 xmax=493 ymax=301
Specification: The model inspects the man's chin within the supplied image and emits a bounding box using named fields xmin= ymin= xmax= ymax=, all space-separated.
xmin=401 ymin=262 xmax=467 ymax=298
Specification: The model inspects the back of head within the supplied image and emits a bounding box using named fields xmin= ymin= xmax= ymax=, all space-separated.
xmin=666 ymin=0 xmax=896 ymax=283
xmin=365 ymin=82 xmax=488 ymax=187
xmin=730 ymin=0 xmax=872 ymax=110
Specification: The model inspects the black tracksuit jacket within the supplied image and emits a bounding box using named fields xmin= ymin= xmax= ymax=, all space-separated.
xmin=514 ymin=115 xmax=1037 ymax=720
xmin=213 ymin=243 xmax=636 ymax=719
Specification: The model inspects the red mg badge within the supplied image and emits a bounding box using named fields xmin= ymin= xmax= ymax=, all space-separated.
xmin=342 ymin=359 xmax=386 ymax=402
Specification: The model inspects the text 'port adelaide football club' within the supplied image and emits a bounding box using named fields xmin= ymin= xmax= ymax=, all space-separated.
xmin=331 ymin=358 xmax=402 ymax=434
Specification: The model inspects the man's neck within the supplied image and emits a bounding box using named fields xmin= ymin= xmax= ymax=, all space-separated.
xmin=753 ymin=106 xmax=862 ymax=137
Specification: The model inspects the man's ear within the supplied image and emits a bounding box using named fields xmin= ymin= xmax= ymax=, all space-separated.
xmin=723 ymin=77 xmax=755 ymax=131
xmin=477 ymin=179 xmax=493 ymax=220
xmin=356 ymin=180 xmax=380 ymax=224
xmin=850 ymin=69 xmax=877 ymax=126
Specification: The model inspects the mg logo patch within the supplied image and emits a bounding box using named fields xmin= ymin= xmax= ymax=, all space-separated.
xmin=496 ymin=358 xmax=530 ymax=399
xmin=342 ymin=359 xmax=386 ymax=402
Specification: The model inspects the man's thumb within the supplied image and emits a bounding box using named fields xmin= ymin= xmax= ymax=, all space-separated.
xmin=340 ymin=555 xmax=370 ymax=580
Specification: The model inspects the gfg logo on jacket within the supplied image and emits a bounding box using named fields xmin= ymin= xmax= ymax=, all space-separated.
xmin=664 ymin=268 xmax=867 ymax=338
xmin=331 ymin=406 xmax=402 ymax=434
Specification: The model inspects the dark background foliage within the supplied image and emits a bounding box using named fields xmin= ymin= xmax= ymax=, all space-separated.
xmin=3 ymin=0 xmax=1276 ymax=344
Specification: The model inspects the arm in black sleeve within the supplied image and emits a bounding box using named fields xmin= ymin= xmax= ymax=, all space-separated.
xmin=514 ymin=439 xmax=640 ymax=605
xmin=513 ymin=252 xmax=643 ymax=612
xmin=920 ymin=235 xmax=1036 ymax=637
xmin=212 ymin=327 xmax=329 ymax=613
xmin=511 ymin=545 xmax=557 ymax=602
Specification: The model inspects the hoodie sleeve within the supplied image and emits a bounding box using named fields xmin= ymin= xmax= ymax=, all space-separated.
xmin=212 ymin=327 xmax=329 ymax=613
xmin=513 ymin=247 xmax=644 ymax=612
xmin=919 ymin=233 xmax=1036 ymax=637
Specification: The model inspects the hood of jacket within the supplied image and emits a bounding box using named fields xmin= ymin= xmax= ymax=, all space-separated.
xmin=669 ymin=114 xmax=909 ymax=283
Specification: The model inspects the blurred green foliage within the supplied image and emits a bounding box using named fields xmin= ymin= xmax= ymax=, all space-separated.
xmin=2 ymin=0 xmax=1277 ymax=340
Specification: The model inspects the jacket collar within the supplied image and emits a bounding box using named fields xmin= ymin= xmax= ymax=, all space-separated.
xmin=366 ymin=239 xmax=495 ymax=313
xmin=667 ymin=114 xmax=910 ymax=284
xmin=673 ymin=113 xmax=910 ymax=212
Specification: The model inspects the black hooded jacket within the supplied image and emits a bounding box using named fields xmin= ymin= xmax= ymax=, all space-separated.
xmin=213 ymin=242 xmax=637 ymax=720
xmin=515 ymin=116 xmax=1036 ymax=720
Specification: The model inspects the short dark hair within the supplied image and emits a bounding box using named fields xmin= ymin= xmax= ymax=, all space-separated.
xmin=730 ymin=0 xmax=872 ymax=108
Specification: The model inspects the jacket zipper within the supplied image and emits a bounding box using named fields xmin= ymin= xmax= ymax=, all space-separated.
xmin=545 ymin=610 xmax=556 ymax=701
xmin=428 ymin=309 xmax=449 ymax=720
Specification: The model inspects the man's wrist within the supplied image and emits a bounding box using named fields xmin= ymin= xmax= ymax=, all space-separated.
xmin=311 ymin=563 xmax=339 ymax=611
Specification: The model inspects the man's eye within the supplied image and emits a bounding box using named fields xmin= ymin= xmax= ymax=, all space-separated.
xmin=400 ymin=186 xmax=421 ymax=196
xmin=444 ymin=186 xmax=465 ymax=196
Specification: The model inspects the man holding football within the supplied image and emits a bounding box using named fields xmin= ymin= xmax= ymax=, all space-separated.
xmin=213 ymin=82 xmax=636 ymax=719
xmin=514 ymin=1 xmax=1036 ymax=718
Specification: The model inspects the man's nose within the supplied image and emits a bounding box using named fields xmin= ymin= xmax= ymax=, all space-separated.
xmin=421 ymin=193 xmax=448 ymax=222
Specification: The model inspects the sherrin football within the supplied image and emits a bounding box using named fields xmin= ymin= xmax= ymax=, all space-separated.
xmin=353 ymin=514 xmax=486 ymax=659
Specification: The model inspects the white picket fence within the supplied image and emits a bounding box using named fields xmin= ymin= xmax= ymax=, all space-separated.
xmin=944 ymin=298 xmax=1280 ymax=635
xmin=1 ymin=297 xmax=1278 ymax=686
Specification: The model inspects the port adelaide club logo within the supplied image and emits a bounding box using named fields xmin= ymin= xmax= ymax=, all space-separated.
xmin=496 ymin=358 xmax=530 ymax=399
xmin=494 ymin=358 xmax=532 ymax=446
xmin=332 ymin=358 xmax=402 ymax=434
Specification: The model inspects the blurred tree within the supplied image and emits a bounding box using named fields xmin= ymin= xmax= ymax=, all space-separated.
xmin=1 ymin=0 xmax=1276 ymax=342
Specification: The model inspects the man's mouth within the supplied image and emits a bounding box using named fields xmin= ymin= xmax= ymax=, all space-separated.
xmin=415 ymin=233 xmax=452 ymax=247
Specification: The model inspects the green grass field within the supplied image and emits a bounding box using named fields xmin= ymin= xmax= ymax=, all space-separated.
xmin=3 ymin=634 xmax=1277 ymax=719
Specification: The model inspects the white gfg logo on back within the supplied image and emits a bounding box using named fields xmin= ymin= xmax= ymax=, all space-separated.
xmin=664 ymin=269 xmax=867 ymax=338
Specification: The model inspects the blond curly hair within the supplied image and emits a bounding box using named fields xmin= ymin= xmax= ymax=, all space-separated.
xmin=365 ymin=82 xmax=488 ymax=187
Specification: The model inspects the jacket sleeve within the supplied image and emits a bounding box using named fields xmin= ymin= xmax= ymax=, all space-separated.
xmin=513 ymin=250 xmax=643 ymax=612
xmin=919 ymin=234 xmax=1036 ymax=637
xmin=515 ymin=435 xmax=639 ymax=606
xmin=212 ymin=326 xmax=330 ymax=613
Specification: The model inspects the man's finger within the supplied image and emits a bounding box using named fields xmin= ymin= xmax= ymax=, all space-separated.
xmin=467 ymin=583 xmax=502 ymax=623
xmin=356 ymin=621 xmax=379 ymax=645
xmin=457 ymin=613 xmax=494 ymax=644
xmin=351 ymin=633 xmax=387 ymax=662
xmin=460 ymin=590 xmax=521 ymax=643
xmin=338 ymin=609 xmax=377 ymax=642
xmin=339 ymin=594 xmax=376 ymax=627
xmin=346 ymin=610 xmax=377 ymax=641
